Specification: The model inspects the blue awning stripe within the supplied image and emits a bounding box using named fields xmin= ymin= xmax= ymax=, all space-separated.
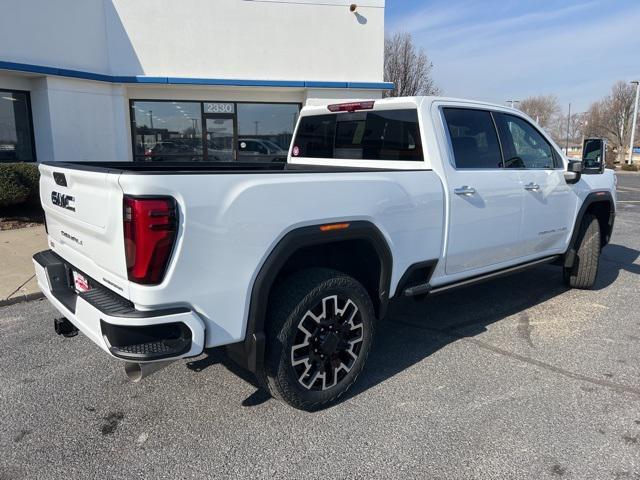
xmin=0 ymin=60 xmax=393 ymax=90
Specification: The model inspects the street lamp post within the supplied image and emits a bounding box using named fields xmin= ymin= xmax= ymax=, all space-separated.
xmin=507 ymin=100 xmax=519 ymax=108
xmin=565 ymin=102 xmax=571 ymax=155
xmin=628 ymin=80 xmax=640 ymax=165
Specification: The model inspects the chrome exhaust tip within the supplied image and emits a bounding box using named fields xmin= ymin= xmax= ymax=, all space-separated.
xmin=124 ymin=360 xmax=175 ymax=382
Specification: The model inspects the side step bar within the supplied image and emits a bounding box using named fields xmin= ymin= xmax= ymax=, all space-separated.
xmin=404 ymin=255 xmax=560 ymax=297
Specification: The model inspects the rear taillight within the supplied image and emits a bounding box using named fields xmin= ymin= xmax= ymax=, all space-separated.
xmin=123 ymin=196 xmax=178 ymax=285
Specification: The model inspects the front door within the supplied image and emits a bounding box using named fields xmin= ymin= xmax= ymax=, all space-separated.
xmin=441 ymin=107 xmax=525 ymax=275
xmin=204 ymin=115 xmax=236 ymax=162
xmin=493 ymin=112 xmax=577 ymax=255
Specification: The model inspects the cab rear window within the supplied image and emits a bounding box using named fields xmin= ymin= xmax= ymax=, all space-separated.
xmin=292 ymin=109 xmax=423 ymax=161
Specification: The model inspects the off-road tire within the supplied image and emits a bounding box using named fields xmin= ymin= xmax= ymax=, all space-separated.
xmin=257 ymin=268 xmax=375 ymax=410
xmin=563 ymin=214 xmax=600 ymax=289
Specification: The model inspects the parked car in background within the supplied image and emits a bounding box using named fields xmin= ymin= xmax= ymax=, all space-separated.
xmin=144 ymin=140 xmax=202 ymax=162
xmin=238 ymin=138 xmax=287 ymax=162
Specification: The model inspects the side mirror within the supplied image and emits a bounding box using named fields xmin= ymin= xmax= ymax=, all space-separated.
xmin=564 ymin=160 xmax=582 ymax=184
xmin=582 ymin=138 xmax=606 ymax=174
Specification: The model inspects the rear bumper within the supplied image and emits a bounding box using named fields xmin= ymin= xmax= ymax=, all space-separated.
xmin=33 ymin=250 xmax=205 ymax=362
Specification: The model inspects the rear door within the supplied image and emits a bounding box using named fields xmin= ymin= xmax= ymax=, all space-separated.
xmin=39 ymin=164 xmax=129 ymax=294
xmin=440 ymin=107 xmax=524 ymax=275
xmin=493 ymin=113 xmax=577 ymax=255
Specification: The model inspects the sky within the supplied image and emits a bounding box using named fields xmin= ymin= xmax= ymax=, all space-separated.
xmin=385 ymin=0 xmax=640 ymax=113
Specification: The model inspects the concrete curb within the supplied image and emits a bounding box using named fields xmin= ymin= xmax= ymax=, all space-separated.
xmin=0 ymin=292 xmax=44 ymax=308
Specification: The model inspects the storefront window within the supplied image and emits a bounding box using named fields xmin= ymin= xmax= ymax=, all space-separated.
xmin=131 ymin=100 xmax=299 ymax=163
xmin=237 ymin=103 xmax=299 ymax=162
xmin=132 ymin=101 xmax=202 ymax=162
xmin=0 ymin=90 xmax=35 ymax=162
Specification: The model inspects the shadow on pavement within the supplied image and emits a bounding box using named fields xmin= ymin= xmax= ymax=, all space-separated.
xmin=598 ymin=244 xmax=640 ymax=287
xmin=186 ymin=242 xmax=639 ymax=408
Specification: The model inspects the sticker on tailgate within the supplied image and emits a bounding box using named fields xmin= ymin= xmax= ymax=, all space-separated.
xmin=72 ymin=271 xmax=92 ymax=293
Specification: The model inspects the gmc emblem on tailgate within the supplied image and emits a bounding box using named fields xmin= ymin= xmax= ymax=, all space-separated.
xmin=51 ymin=191 xmax=76 ymax=212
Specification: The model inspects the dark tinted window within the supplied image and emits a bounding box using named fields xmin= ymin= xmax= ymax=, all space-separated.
xmin=443 ymin=108 xmax=502 ymax=169
xmin=292 ymin=114 xmax=336 ymax=158
xmin=292 ymin=109 xmax=423 ymax=161
xmin=0 ymin=90 xmax=35 ymax=162
xmin=494 ymin=113 xmax=556 ymax=169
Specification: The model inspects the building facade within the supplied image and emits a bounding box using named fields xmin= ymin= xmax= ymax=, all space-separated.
xmin=0 ymin=0 xmax=389 ymax=164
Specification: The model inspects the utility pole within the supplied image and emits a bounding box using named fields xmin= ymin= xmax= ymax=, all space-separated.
xmin=565 ymin=102 xmax=571 ymax=155
xmin=507 ymin=100 xmax=519 ymax=108
xmin=628 ymin=80 xmax=639 ymax=165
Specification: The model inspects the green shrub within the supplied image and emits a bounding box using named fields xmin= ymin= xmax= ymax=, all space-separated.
xmin=10 ymin=162 xmax=40 ymax=204
xmin=0 ymin=164 xmax=31 ymax=208
xmin=620 ymin=163 xmax=639 ymax=172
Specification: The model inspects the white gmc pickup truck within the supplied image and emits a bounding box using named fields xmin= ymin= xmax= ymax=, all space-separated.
xmin=34 ymin=97 xmax=616 ymax=410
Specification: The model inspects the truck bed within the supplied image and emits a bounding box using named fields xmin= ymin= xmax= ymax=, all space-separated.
xmin=38 ymin=160 xmax=444 ymax=349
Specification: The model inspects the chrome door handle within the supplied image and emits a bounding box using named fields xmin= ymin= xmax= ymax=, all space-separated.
xmin=524 ymin=182 xmax=540 ymax=191
xmin=454 ymin=186 xmax=476 ymax=196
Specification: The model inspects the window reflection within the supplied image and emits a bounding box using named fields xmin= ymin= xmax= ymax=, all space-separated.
xmin=0 ymin=91 xmax=35 ymax=162
xmin=237 ymin=103 xmax=298 ymax=162
xmin=133 ymin=101 xmax=202 ymax=162
xmin=131 ymin=101 xmax=300 ymax=163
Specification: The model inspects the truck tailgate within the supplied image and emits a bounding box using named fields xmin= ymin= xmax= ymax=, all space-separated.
xmin=39 ymin=164 xmax=130 ymax=297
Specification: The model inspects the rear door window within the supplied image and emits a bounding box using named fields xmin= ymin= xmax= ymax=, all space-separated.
xmin=442 ymin=108 xmax=503 ymax=169
xmin=292 ymin=109 xmax=423 ymax=161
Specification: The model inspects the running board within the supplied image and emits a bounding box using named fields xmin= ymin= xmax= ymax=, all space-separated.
xmin=403 ymin=255 xmax=560 ymax=297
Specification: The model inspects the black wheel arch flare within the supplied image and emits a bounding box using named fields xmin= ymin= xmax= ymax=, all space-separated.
xmin=564 ymin=191 xmax=615 ymax=268
xmin=226 ymin=220 xmax=392 ymax=373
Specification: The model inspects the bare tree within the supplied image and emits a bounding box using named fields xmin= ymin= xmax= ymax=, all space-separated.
xmin=518 ymin=95 xmax=562 ymax=138
xmin=584 ymin=81 xmax=636 ymax=162
xmin=583 ymin=101 xmax=605 ymax=137
xmin=566 ymin=112 xmax=587 ymax=146
xmin=384 ymin=32 xmax=440 ymax=97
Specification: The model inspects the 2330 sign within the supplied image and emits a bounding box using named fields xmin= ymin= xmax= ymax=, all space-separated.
xmin=204 ymin=103 xmax=234 ymax=114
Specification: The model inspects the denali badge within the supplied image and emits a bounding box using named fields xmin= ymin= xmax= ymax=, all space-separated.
xmin=51 ymin=191 xmax=75 ymax=212
xmin=61 ymin=230 xmax=83 ymax=246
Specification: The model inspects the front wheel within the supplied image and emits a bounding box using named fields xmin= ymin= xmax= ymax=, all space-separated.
xmin=259 ymin=268 xmax=375 ymax=410
xmin=563 ymin=214 xmax=601 ymax=289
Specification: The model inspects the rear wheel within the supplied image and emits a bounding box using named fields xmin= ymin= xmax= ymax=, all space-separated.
xmin=258 ymin=268 xmax=375 ymax=410
xmin=563 ymin=214 xmax=600 ymax=289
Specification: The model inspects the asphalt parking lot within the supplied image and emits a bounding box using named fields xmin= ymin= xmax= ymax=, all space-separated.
xmin=1 ymin=173 xmax=639 ymax=480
